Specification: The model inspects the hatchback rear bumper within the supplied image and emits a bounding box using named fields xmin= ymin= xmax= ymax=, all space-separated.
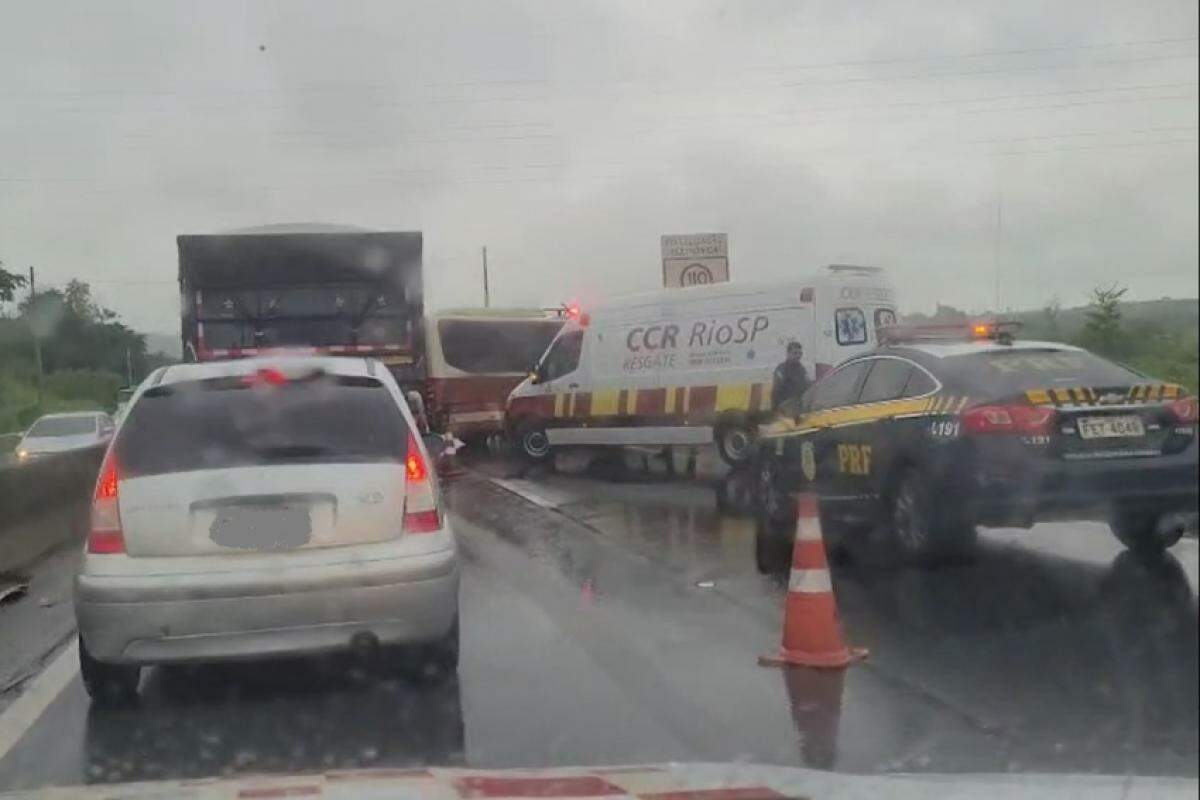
xmin=75 ymin=545 xmax=458 ymax=665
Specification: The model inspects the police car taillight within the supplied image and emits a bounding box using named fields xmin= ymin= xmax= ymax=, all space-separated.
xmin=963 ymin=404 xmax=1056 ymax=435
xmin=1169 ymin=396 xmax=1198 ymax=424
xmin=403 ymin=432 xmax=442 ymax=533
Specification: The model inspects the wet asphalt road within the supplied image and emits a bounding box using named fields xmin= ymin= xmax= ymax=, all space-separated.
xmin=0 ymin=450 xmax=1195 ymax=791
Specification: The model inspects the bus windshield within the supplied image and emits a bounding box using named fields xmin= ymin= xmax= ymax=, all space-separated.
xmin=437 ymin=319 xmax=564 ymax=374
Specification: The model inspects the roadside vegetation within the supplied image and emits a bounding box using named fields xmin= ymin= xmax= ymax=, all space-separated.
xmin=907 ymin=286 xmax=1198 ymax=394
xmin=1 ymin=262 xmax=173 ymax=435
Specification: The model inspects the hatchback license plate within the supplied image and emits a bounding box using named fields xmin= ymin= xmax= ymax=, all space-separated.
xmin=210 ymin=505 xmax=312 ymax=551
xmin=1077 ymin=415 xmax=1145 ymax=439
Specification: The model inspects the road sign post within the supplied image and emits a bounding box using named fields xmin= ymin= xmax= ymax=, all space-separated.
xmin=661 ymin=233 xmax=729 ymax=288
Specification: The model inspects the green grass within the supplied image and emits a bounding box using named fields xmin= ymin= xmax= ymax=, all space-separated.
xmin=0 ymin=369 xmax=119 ymax=432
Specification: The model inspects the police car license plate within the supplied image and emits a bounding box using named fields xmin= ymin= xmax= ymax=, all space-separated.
xmin=1077 ymin=415 xmax=1145 ymax=439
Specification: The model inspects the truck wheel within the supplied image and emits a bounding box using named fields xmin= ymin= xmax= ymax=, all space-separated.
xmin=716 ymin=424 xmax=754 ymax=466
xmin=889 ymin=467 xmax=977 ymax=565
xmin=79 ymin=635 xmax=140 ymax=705
xmin=516 ymin=424 xmax=551 ymax=462
xmin=1110 ymin=509 xmax=1186 ymax=554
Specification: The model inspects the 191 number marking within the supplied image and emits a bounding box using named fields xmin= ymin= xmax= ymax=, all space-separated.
xmin=930 ymin=420 xmax=960 ymax=438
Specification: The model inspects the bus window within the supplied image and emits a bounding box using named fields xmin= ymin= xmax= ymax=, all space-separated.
xmin=438 ymin=319 xmax=563 ymax=374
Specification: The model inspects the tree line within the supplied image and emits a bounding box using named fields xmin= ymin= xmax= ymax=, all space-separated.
xmin=1 ymin=261 xmax=171 ymax=431
xmin=908 ymin=285 xmax=1198 ymax=393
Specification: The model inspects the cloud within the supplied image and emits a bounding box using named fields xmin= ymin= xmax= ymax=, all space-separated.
xmin=1 ymin=0 xmax=1196 ymax=333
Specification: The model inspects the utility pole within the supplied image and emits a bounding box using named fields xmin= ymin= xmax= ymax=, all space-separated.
xmin=482 ymin=246 xmax=490 ymax=308
xmin=28 ymin=267 xmax=44 ymax=408
xmin=993 ymin=187 xmax=1003 ymax=315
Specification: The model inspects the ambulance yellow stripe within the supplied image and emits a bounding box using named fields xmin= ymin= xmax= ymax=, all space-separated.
xmin=590 ymin=389 xmax=620 ymax=416
xmin=1150 ymin=385 xmax=1162 ymax=401
xmin=682 ymin=386 xmax=691 ymax=414
xmin=715 ymin=383 xmax=751 ymax=412
xmin=567 ymin=392 xmax=577 ymax=417
xmin=554 ymin=393 xmax=565 ymax=418
xmin=1163 ymin=384 xmax=1181 ymax=399
xmin=665 ymin=386 xmax=677 ymax=413
xmin=957 ymin=396 xmax=971 ymax=412
xmin=1070 ymin=387 xmax=1088 ymax=405
xmin=1053 ymin=388 xmax=1072 ymax=405
xmin=624 ymin=389 xmax=638 ymax=415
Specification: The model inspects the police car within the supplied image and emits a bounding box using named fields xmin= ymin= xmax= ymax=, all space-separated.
xmin=754 ymin=322 xmax=1199 ymax=567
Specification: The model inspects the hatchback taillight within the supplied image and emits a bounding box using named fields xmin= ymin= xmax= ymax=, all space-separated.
xmin=962 ymin=404 xmax=1057 ymax=435
xmin=403 ymin=432 xmax=442 ymax=533
xmin=88 ymin=449 xmax=126 ymax=554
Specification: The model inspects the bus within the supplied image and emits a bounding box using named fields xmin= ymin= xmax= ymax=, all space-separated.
xmin=426 ymin=308 xmax=565 ymax=439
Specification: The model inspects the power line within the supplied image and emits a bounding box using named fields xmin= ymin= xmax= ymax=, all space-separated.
xmin=775 ymin=52 xmax=1198 ymax=90
xmin=963 ymin=92 xmax=1199 ymax=114
xmin=968 ymin=124 xmax=1198 ymax=144
xmin=757 ymin=35 xmax=1200 ymax=72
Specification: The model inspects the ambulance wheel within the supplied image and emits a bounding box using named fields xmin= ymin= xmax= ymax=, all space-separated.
xmin=716 ymin=424 xmax=754 ymax=466
xmin=516 ymin=424 xmax=552 ymax=462
xmin=888 ymin=467 xmax=977 ymax=565
xmin=1110 ymin=509 xmax=1187 ymax=554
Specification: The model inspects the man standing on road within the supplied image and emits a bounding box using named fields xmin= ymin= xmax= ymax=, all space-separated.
xmin=771 ymin=341 xmax=810 ymax=411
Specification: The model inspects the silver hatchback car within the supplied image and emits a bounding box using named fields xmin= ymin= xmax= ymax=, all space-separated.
xmin=74 ymin=356 xmax=459 ymax=702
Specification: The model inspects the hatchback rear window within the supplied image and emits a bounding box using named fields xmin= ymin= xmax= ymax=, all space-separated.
xmin=26 ymin=416 xmax=96 ymax=437
xmin=949 ymin=349 xmax=1143 ymax=395
xmin=115 ymin=373 xmax=408 ymax=478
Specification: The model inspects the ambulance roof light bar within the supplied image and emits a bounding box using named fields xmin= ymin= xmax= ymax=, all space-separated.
xmin=878 ymin=320 xmax=1022 ymax=346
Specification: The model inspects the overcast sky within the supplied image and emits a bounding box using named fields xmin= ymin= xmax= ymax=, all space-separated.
xmin=2 ymin=0 xmax=1197 ymax=334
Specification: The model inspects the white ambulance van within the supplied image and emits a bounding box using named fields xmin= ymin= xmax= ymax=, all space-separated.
xmin=505 ymin=265 xmax=897 ymax=464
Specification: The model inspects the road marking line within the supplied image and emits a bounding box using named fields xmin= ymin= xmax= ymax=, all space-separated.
xmin=491 ymin=478 xmax=574 ymax=509
xmin=0 ymin=639 xmax=78 ymax=762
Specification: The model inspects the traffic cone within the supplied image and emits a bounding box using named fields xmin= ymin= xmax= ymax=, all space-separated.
xmin=759 ymin=492 xmax=867 ymax=669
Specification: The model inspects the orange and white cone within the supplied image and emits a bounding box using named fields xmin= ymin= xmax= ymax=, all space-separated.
xmin=759 ymin=492 xmax=867 ymax=669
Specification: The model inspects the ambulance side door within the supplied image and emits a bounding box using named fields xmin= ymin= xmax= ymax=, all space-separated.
xmin=536 ymin=329 xmax=587 ymax=427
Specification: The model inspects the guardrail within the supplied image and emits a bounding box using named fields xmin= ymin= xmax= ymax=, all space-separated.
xmin=0 ymin=445 xmax=104 ymax=574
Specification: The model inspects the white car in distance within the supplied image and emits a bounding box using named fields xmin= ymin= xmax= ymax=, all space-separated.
xmin=16 ymin=411 xmax=114 ymax=461
xmin=73 ymin=356 xmax=459 ymax=703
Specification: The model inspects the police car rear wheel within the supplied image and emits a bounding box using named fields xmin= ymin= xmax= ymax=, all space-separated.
xmin=1110 ymin=509 xmax=1186 ymax=554
xmin=890 ymin=468 xmax=976 ymax=564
